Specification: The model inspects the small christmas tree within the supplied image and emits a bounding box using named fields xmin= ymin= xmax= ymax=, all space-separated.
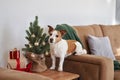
xmin=23 ymin=16 xmax=49 ymax=55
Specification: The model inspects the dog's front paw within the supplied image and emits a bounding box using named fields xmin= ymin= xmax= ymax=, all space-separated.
xmin=58 ymin=67 xmax=63 ymax=71
xmin=50 ymin=66 xmax=55 ymax=70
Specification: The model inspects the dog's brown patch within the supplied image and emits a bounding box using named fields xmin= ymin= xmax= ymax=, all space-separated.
xmin=55 ymin=31 xmax=62 ymax=43
xmin=67 ymin=40 xmax=76 ymax=54
xmin=48 ymin=25 xmax=54 ymax=33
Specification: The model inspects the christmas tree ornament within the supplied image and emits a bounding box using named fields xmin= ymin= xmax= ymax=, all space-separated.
xmin=31 ymin=53 xmax=35 ymax=57
xmin=31 ymin=34 xmax=35 ymax=38
xmin=42 ymin=42 xmax=45 ymax=45
xmin=29 ymin=44 xmax=32 ymax=48
xmin=45 ymin=51 xmax=49 ymax=55
xmin=34 ymin=42 xmax=39 ymax=46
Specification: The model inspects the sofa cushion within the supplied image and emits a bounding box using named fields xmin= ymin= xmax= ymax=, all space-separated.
xmin=87 ymin=35 xmax=116 ymax=60
xmin=100 ymin=25 xmax=120 ymax=60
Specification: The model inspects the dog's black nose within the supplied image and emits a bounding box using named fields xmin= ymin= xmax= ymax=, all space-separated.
xmin=50 ymin=38 xmax=53 ymax=43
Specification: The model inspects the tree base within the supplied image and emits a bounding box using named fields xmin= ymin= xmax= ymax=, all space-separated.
xmin=25 ymin=52 xmax=47 ymax=73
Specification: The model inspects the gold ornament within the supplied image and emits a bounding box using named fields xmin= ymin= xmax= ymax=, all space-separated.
xmin=29 ymin=44 xmax=32 ymax=48
xmin=31 ymin=34 xmax=35 ymax=38
xmin=31 ymin=53 xmax=35 ymax=57
xmin=34 ymin=42 xmax=39 ymax=46
xmin=42 ymin=42 xmax=45 ymax=45
xmin=45 ymin=51 xmax=49 ymax=55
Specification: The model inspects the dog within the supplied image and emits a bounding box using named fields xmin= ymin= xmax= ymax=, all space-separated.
xmin=48 ymin=25 xmax=87 ymax=71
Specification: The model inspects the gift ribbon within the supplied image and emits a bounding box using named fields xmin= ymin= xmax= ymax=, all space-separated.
xmin=16 ymin=58 xmax=20 ymax=69
xmin=14 ymin=62 xmax=32 ymax=72
xmin=11 ymin=50 xmax=20 ymax=59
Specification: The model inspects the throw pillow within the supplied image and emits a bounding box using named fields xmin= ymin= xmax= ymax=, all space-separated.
xmin=87 ymin=35 xmax=116 ymax=60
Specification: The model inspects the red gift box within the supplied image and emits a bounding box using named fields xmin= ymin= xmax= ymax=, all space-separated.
xmin=9 ymin=48 xmax=20 ymax=59
xmin=9 ymin=48 xmax=20 ymax=69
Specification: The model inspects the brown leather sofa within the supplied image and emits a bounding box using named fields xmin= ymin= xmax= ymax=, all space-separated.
xmin=46 ymin=24 xmax=120 ymax=80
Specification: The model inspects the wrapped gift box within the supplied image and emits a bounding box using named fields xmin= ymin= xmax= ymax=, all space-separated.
xmin=8 ymin=48 xmax=21 ymax=69
xmin=7 ymin=54 xmax=27 ymax=69
xmin=8 ymin=48 xmax=31 ymax=72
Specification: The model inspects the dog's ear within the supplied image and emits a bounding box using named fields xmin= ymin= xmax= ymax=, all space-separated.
xmin=59 ymin=30 xmax=66 ymax=36
xmin=48 ymin=25 xmax=54 ymax=33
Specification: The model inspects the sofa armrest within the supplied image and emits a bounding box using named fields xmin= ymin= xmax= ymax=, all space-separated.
xmin=46 ymin=54 xmax=114 ymax=80
xmin=0 ymin=68 xmax=52 ymax=80
xmin=66 ymin=54 xmax=114 ymax=80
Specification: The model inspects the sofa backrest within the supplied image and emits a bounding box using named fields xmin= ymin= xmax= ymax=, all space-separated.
xmin=100 ymin=25 xmax=120 ymax=60
xmin=73 ymin=24 xmax=103 ymax=54
xmin=73 ymin=24 xmax=120 ymax=60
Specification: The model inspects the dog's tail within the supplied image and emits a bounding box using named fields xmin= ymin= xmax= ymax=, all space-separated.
xmin=74 ymin=42 xmax=87 ymax=55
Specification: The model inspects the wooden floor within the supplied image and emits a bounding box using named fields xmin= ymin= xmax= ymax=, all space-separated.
xmin=37 ymin=69 xmax=80 ymax=80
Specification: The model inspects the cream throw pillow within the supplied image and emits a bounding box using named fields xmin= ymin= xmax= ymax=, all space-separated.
xmin=87 ymin=35 xmax=116 ymax=60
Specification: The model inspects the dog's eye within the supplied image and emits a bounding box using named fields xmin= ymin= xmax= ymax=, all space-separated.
xmin=56 ymin=35 xmax=58 ymax=37
xmin=50 ymin=33 xmax=52 ymax=36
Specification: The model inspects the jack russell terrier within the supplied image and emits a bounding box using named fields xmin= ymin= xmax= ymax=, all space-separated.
xmin=48 ymin=25 xmax=87 ymax=71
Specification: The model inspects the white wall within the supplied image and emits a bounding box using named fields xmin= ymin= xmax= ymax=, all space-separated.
xmin=116 ymin=0 xmax=120 ymax=23
xmin=0 ymin=0 xmax=115 ymax=67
